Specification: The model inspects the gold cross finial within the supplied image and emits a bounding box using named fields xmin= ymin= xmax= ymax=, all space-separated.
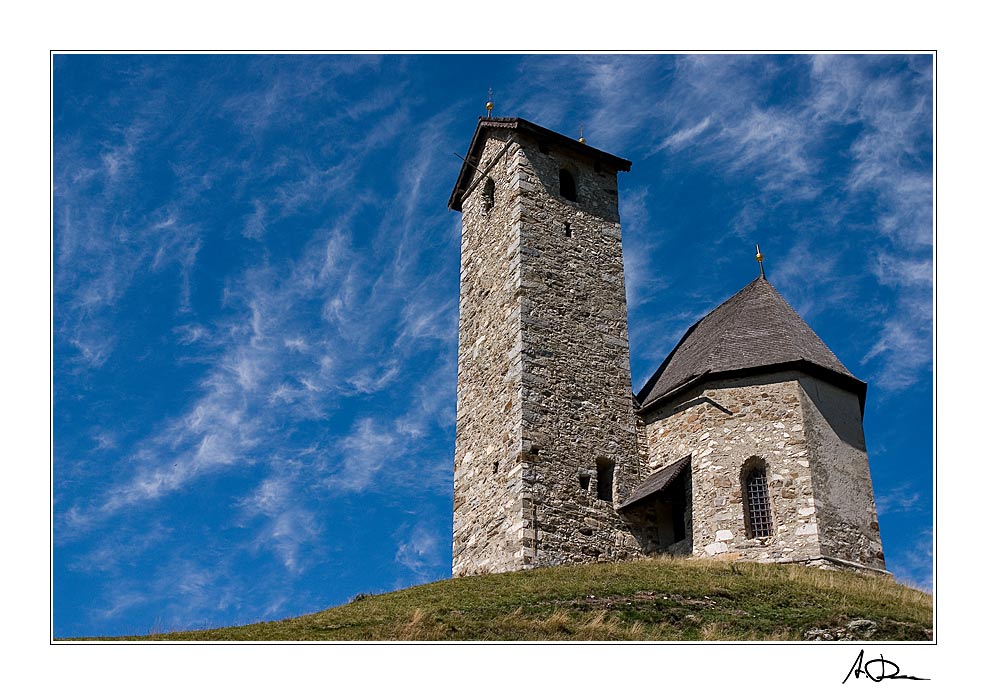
xmin=485 ymin=88 xmax=494 ymax=117
xmin=578 ymin=123 xmax=586 ymax=144
xmin=755 ymin=243 xmax=765 ymax=278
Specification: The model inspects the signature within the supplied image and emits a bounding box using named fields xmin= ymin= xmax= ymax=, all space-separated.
xmin=843 ymin=649 xmax=930 ymax=683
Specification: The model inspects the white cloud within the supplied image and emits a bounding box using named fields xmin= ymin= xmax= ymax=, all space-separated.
xmin=395 ymin=523 xmax=442 ymax=578
xmin=887 ymin=528 xmax=933 ymax=592
xmin=616 ymin=186 xmax=667 ymax=313
xmin=769 ymin=242 xmax=853 ymax=321
xmin=653 ymin=116 xmax=712 ymax=153
xmin=345 ymin=360 xmax=401 ymax=395
xmin=242 ymin=199 xmax=267 ymax=240
xmin=861 ymin=318 xmax=932 ymax=391
xmin=68 ymin=331 xmax=115 ymax=369
xmin=328 ymin=418 xmax=398 ymax=493
xmin=92 ymin=591 xmax=148 ymax=622
xmin=238 ymin=473 xmax=321 ymax=572
xmin=875 ymin=483 xmax=924 ymax=516
xmin=174 ymin=323 xmax=209 ymax=346
xmin=872 ymin=252 xmax=933 ymax=290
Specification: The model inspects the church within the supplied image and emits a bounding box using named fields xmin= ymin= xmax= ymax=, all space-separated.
xmin=448 ymin=112 xmax=886 ymax=577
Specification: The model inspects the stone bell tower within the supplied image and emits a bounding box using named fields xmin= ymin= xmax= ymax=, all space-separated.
xmin=449 ymin=115 xmax=641 ymax=576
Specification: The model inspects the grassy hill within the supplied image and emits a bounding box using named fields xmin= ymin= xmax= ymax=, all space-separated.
xmin=106 ymin=557 xmax=932 ymax=641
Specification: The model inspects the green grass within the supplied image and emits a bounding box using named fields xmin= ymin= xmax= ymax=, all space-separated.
xmin=87 ymin=557 xmax=932 ymax=641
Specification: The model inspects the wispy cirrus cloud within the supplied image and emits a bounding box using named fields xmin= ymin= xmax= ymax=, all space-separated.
xmin=56 ymin=59 xmax=463 ymax=545
xmin=888 ymin=528 xmax=933 ymax=593
xmin=329 ymin=418 xmax=401 ymax=493
xmin=238 ymin=471 xmax=321 ymax=573
xmin=875 ymin=483 xmax=926 ymax=517
xmin=654 ymin=116 xmax=712 ymax=153
xmin=395 ymin=522 xmax=443 ymax=579
xmin=770 ymin=241 xmax=857 ymax=322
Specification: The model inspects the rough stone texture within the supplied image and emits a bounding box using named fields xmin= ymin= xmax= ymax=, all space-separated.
xmin=804 ymin=619 xmax=878 ymax=641
xmin=452 ymin=130 xmax=525 ymax=576
xmin=452 ymin=125 xmax=642 ymax=576
xmin=641 ymin=372 xmax=823 ymax=564
xmin=798 ymin=375 xmax=885 ymax=570
xmin=639 ymin=371 xmax=886 ymax=572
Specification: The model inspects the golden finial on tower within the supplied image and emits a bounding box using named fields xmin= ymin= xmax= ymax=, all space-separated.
xmin=485 ymin=88 xmax=494 ymax=117
xmin=578 ymin=123 xmax=586 ymax=144
xmin=755 ymin=243 xmax=766 ymax=278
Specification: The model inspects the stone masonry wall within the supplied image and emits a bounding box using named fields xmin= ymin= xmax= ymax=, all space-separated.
xmin=513 ymin=138 xmax=642 ymax=567
xmin=642 ymin=372 xmax=823 ymax=564
xmin=798 ymin=376 xmax=885 ymax=571
xmin=452 ymin=130 xmax=526 ymax=576
xmin=453 ymin=125 xmax=644 ymax=576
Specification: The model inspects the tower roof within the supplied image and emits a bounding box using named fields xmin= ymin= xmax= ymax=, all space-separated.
xmin=635 ymin=277 xmax=866 ymax=413
xmin=448 ymin=117 xmax=632 ymax=212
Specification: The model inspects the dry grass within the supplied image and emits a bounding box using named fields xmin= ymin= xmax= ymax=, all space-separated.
xmin=88 ymin=556 xmax=931 ymax=642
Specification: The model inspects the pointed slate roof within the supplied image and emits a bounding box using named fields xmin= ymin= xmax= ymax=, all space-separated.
xmin=635 ymin=277 xmax=866 ymax=413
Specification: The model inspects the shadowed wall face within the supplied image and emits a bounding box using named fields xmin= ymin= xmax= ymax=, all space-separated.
xmin=798 ymin=376 xmax=884 ymax=570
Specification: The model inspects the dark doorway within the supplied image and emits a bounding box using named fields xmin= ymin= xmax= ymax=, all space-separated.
xmin=619 ymin=463 xmax=692 ymax=555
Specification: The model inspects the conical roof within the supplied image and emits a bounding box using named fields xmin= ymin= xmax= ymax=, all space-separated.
xmin=636 ymin=277 xmax=865 ymax=412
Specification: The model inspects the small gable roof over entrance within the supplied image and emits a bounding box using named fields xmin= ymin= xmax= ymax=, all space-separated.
xmin=618 ymin=455 xmax=691 ymax=511
xmin=635 ymin=277 xmax=866 ymax=413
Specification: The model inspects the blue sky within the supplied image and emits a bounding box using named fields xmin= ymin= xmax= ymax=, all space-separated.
xmin=52 ymin=53 xmax=932 ymax=638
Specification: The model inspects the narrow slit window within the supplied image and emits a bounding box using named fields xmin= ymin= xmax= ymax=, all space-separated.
xmin=563 ymin=222 xmax=572 ymax=238
xmin=482 ymin=177 xmax=495 ymax=213
xmin=596 ymin=459 xmax=614 ymax=502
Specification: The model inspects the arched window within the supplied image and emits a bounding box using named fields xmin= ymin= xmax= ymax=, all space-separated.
xmin=742 ymin=457 xmax=773 ymax=538
xmin=482 ymin=177 xmax=495 ymax=213
xmin=559 ymin=168 xmax=577 ymax=201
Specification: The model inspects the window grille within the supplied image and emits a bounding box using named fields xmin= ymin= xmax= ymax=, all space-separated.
xmin=744 ymin=467 xmax=773 ymax=538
